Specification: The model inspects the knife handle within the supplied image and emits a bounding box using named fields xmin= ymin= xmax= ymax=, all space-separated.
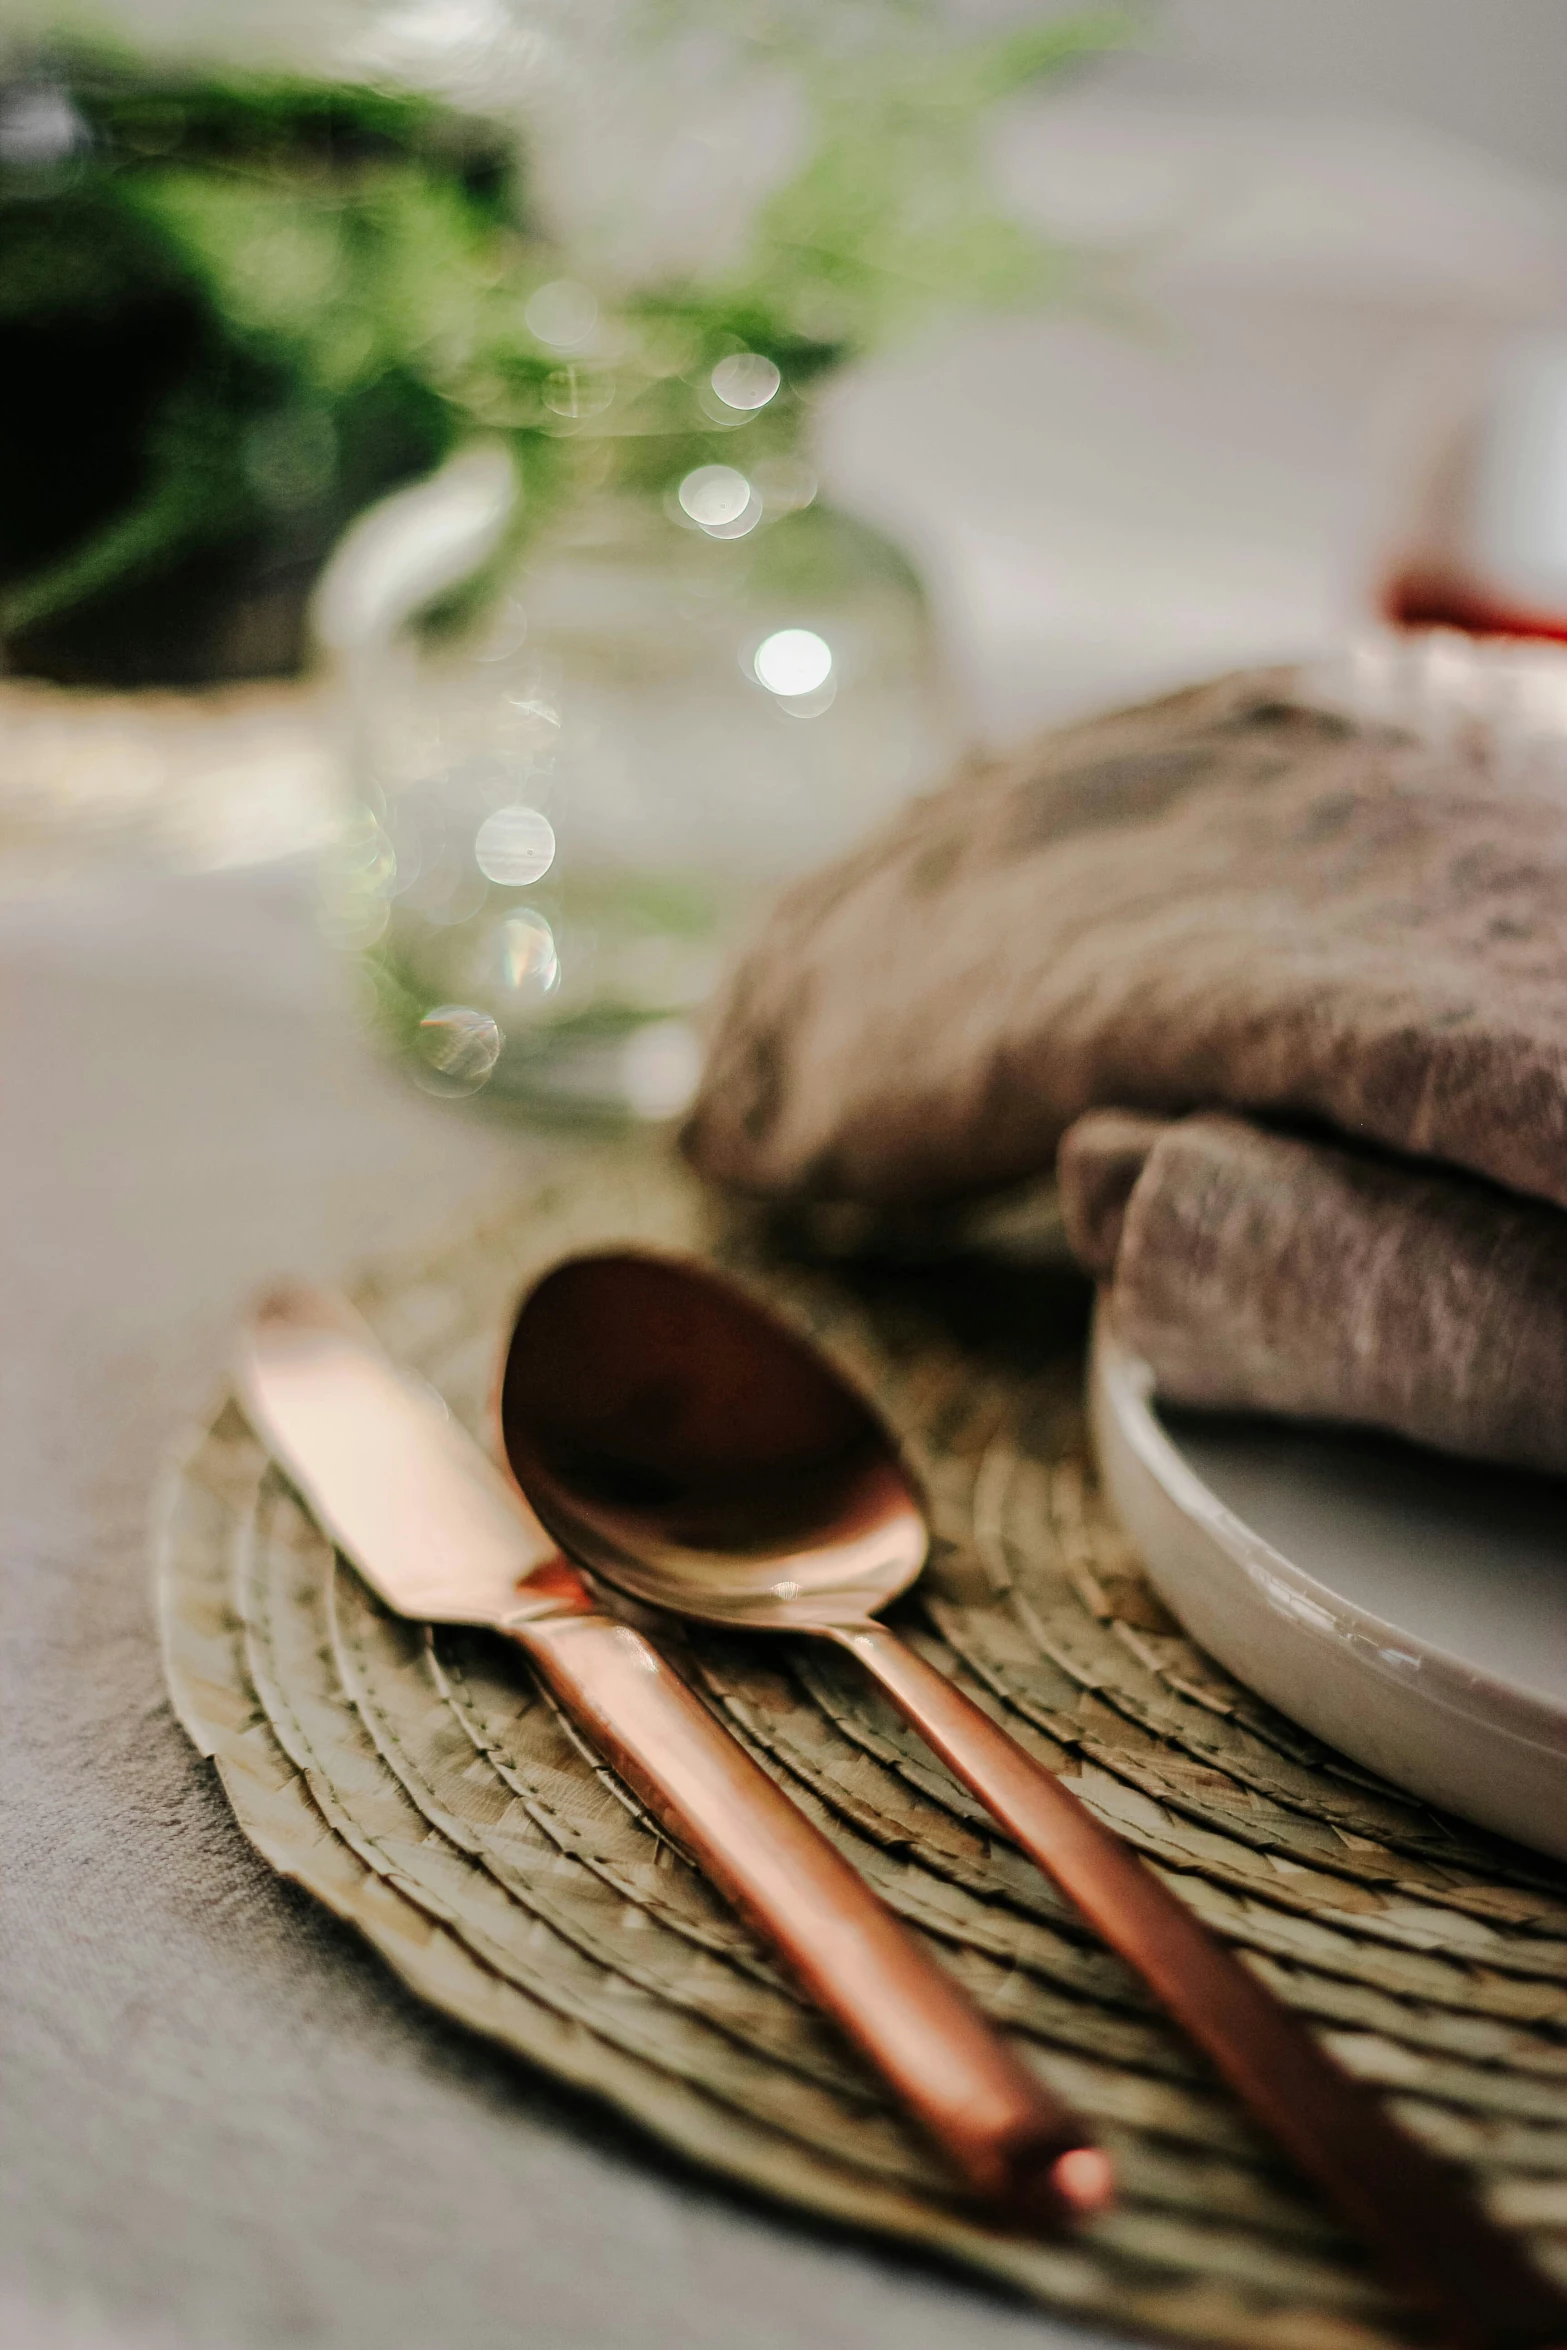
xmin=504 ymin=1585 xmax=1109 ymax=2226
xmin=829 ymin=1621 xmax=1567 ymax=2350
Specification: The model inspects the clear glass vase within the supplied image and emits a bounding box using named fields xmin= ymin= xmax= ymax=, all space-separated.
xmin=326 ymin=439 xmax=956 ymax=1123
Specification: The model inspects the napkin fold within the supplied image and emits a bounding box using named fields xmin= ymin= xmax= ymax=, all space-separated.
xmin=1060 ymin=1107 xmax=1567 ymax=1473
xmin=684 ymin=664 xmax=1567 ymax=1470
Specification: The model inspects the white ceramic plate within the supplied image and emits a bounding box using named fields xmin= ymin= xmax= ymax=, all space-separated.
xmin=1089 ymin=1305 xmax=1567 ymax=1861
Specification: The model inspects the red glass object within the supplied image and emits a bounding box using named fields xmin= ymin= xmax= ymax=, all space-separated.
xmin=1384 ymin=331 xmax=1567 ymax=648
xmin=1385 ymin=563 xmax=1567 ymax=643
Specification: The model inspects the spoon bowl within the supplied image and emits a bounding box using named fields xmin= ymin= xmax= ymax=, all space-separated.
xmin=501 ymin=1250 xmax=928 ymax=1631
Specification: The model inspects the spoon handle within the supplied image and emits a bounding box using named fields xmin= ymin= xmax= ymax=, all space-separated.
xmin=826 ymin=1620 xmax=1567 ymax=2350
xmin=506 ymin=1584 xmax=1108 ymax=2227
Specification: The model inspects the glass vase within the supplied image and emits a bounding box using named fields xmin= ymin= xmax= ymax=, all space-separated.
xmin=327 ymin=437 xmax=956 ymax=1123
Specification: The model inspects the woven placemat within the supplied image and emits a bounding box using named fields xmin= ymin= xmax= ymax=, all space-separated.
xmin=154 ymin=1144 xmax=1567 ymax=2350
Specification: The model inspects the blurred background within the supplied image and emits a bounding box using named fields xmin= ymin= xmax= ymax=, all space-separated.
xmin=5 ymin=0 xmax=1567 ymax=1114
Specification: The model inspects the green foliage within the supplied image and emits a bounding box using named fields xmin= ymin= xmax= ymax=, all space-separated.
xmin=0 ymin=12 xmax=1128 ymax=680
xmin=718 ymin=8 xmax=1133 ymax=347
xmin=0 ymin=57 xmax=503 ymax=675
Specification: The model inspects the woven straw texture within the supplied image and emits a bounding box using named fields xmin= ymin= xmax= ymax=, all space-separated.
xmin=154 ymin=1146 xmax=1567 ymax=2350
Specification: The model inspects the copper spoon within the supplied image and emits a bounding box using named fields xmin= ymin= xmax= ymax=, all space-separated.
xmin=500 ymin=1247 xmax=1567 ymax=2350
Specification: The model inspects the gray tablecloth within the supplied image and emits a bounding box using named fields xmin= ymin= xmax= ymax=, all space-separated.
xmin=0 ymin=861 xmax=1138 ymax=2350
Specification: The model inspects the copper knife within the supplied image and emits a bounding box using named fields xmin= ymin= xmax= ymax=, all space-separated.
xmin=234 ymin=1283 xmax=1113 ymax=2227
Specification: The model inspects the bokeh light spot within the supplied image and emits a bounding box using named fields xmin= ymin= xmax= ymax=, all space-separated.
xmin=710 ymin=353 xmax=781 ymax=412
xmin=754 ymin=629 xmax=833 ymax=697
xmin=474 ymin=803 xmax=555 ymax=885
xmin=501 ymin=907 xmax=560 ymax=995
xmin=415 ymin=1005 xmax=502 ymax=1095
xmin=678 ymin=465 xmax=752 ymax=530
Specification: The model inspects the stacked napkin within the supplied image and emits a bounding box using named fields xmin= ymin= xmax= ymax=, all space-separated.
xmin=684 ymin=666 xmax=1567 ymax=1474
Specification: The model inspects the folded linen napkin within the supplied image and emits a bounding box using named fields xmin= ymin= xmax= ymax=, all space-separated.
xmin=684 ymin=664 xmax=1567 ymax=1470
xmin=1061 ymin=1107 xmax=1567 ymax=1473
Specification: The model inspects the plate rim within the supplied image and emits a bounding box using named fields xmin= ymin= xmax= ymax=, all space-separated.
xmin=1088 ymin=1301 xmax=1567 ymax=1855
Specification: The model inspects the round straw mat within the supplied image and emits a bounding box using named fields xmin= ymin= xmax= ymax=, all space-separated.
xmin=154 ymin=1143 xmax=1567 ymax=2350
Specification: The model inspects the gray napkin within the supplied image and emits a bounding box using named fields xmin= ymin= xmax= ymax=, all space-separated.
xmin=684 ymin=665 xmax=1567 ymax=1470
xmin=1061 ymin=1107 xmax=1567 ymax=1473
